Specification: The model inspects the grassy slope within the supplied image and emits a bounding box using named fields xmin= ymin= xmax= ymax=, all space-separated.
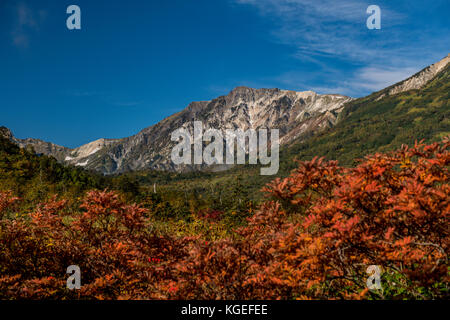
xmin=282 ymin=64 xmax=450 ymax=171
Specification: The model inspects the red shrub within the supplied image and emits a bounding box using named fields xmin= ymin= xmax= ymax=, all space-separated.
xmin=168 ymin=139 xmax=449 ymax=299
xmin=196 ymin=208 xmax=224 ymax=222
xmin=0 ymin=191 xmax=18 ymax=219
xmin=0 ymin=139 xmax=448 ymax=299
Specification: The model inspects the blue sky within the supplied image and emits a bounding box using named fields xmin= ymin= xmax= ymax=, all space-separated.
xmin=1 ymin=0 xmax=449 ymax=148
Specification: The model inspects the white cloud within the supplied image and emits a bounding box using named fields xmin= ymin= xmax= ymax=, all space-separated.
xmin=233 ymin=0 xmax=449 ymax=96
xmin=11 ymin=3 xmax=46 ymax=48
xmin=235 ymin=0 xmax=406 ymax=63
xmin=268 ymin=65 xmax=422 ymax=97
xmin=353 ymin=66 xmax=419 ymax=91
xmin=309 ymin=66 xmax=422 ymax=97
xmin=17 ymin=3 xmax=37 ymax=27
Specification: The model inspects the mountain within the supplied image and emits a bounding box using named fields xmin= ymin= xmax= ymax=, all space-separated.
xmin=3 ymin=54 xmax=449 ymax=175
xmin=281 ymin=54 xmax=450 ymax=170
xmin=126 ymin=53 xmax=449 ymax=205
xmin=0 ymin=127 xmax=116 ymax=164
xmin=377 ymin=54 xmax=450 ymax=99
xmin=0 ymin=127 xmax=108 ymax=198
xmin=3 ymin=89 xmax=351 ymax=174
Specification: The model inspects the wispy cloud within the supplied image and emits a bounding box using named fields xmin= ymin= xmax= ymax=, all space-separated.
xmin=113 ymin=101 xmax=142 ymax=107
xmin=235 ymin=0 xmax=405 ymax=63
xmin=68 ymin=90 xmax=102 ymax=98
xmin=272 ymin=65 xmax=422 ymax=97
xmin=233 ymin=0 xmax=449 ymax=96
xmin=11 ymin=2 xmax=47 ymax=48
xmin=351 ymin=66 xmax=419 ymax=92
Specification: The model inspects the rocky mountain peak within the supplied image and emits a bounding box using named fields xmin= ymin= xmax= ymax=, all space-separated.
xmin=1 ymin=87 xmax=352 ymax=174
xmin=225 ymin=87 xmax=281 ymax=105
xmin=0 ymin=126 xmax=13 ymax=140
xmin=381 ymin=53 xmax=450 ymax=99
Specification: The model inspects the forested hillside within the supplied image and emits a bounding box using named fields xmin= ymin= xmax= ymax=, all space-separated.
xmin=0 ymin=134 xmax=108 ymax=210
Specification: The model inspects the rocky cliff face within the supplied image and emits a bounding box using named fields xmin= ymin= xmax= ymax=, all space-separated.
xmin=78 ymin=87 xmax=352 ymax=174
xmin=63 ymin=138 xmax=119 ymax=166
xmin=376 ymin=54 xmax=450 ymax=100
xmin=2 ymin=88 xmax=351 ymax=174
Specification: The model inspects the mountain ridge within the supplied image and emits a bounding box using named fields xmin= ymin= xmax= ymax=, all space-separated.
xmin=3 ymin=88 xmax=352 ymax=174
xmin=3 ymin=53 xmax=449 ymax=175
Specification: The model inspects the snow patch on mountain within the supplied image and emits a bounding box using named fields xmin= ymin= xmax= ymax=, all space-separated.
xmin=76 ymin=160 xmax=89 ymax=167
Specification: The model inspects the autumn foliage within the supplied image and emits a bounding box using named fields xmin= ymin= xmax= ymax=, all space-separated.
xmin=0 ymin=139 xmax=448 ymax=299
